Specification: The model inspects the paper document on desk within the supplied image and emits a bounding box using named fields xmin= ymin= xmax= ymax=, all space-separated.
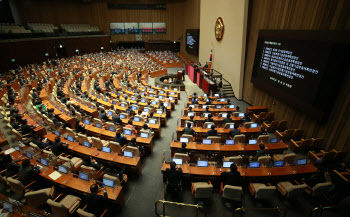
xmin=5 ymin=148 xmax=15 ymax=155
xmin=49 ymin=171 xmax=62 ymax=180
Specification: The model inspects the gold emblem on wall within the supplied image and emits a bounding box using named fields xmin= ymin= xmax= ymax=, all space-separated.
xmin=215 ymin=17 xmax=224 ymax=41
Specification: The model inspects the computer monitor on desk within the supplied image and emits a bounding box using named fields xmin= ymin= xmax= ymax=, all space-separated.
xmin=189 ymin=105 xmax=195 ymax=109
xmin=250 ymin=123 xmax=258 ymax=128
xmin=40 ymin=158 xmax=48 ymax=166
xmin=229 ymin=105 xmax=235 ymax=108
xmin=249 ymin=162 xmax=260 ymax=168
xmin=90 ymin=105 xmax=95 ymax=109
xmin=103 ymin=178 xmax=114 ymax=188
xmin=238 ymin=113 xmax=245 ymax=117
xmin=220 ymin=98 xmax=226 ymax=102
xmin=203 ymin=113 xmax=210 ymax=118
xmin=141 ymin=132 xmax=149 ymax=138
xmin=144 ymin=107 xmax=149 ymax=112
xmin=229 ymin=124 xmax=235 ymax=129
xmin=134 ymin=116 xmax=141 ymax=122
xmin=221 ymin=113 xmax=228 ymax=118
xmin=180 ymin=137 xmax=189 ymax=143
xmin=132 ymin=105 xmax=137 ymax=111
xmin=58 ymin=165 xmax=68 ymax=174
xmin=3 ymin=201 xmax=13 ymax=213
xmin=223 ymin=161 xmax=233 ymax=168
xmin=225 ymin=140 xmax=235 ymax=145
xmin=124 ymin=150 xmax=133 ymax=158
xmin=83 ymin=141 xmax=91 ymax=148
xmin=203 ymin=139 xmax=212 ymax=145
xmin=248 ymin=139 xmax=257 ymax=145
xmin=270 ymin=138 xmax=278 ymax=143
xmin=67 ymin=135 xmax=74 ymax=142
xmin=273 ymin=161 xmax=284 ymax=167
xmin=107 ymin=111 xmax=113 ymax=116
xmin=296 ymin=158 xmax=307 ymax=165
xmin=216 ymin=105 xmax=222 ymax=109
xmin=188 ymin=112 xmax=195 ymax=117
xmin=102 ymin=146 xmax=111 ymax=153
xmin=95 ymin=123 xmax=102 ymax=128
xmin=124 ymin=129 xmax=132 ymax=135
xmin=149 ymin=119 xmax=157 ymax=124
xmin=172 ymin=158 xmax=183 ymax=165
xmin=120 ymin=114 xmax=126 ymax=119
xmin=206 ymin=124 xmax=214 ymax=129
xmin=109 ymin=126 xmax=116 ymax=132
xmin=84 ymin=119 xmax=90 ymax=125
xmin=156 ymin=110 xmax=163 ymax=114
xmin=197 ymin=160 xmax=208 ymax=167
xmin=79 ymin=172 xmax=89 ymax=181
xmin=54 ymin=131 xmax=60 ymax=136
xmin=26 ymin=151 xmax=32 ymax=159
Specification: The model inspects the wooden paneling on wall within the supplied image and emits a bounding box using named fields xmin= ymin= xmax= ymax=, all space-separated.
xmin=243 ymin=0 xmax=350 ymax=151
xmin=17 ymin=0 xmax=200 ymax=62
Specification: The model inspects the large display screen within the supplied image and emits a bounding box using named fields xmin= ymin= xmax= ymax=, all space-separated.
xmin=251 ymin=30 xmax=350 ymax=121
xmin=186 ymin=29 xmax=199 ymax=55
xmin=110 ymin=22 xmax=166 ymax=35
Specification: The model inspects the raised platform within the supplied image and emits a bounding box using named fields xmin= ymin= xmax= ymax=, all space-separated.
xmin=154 ymin=75 xmax=185 ymax=91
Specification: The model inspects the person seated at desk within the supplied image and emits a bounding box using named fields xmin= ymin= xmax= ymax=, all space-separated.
xmin=177 ymin=143 xmax=188 ymax=155
xmin=188 ymin=115 xmax=195 ymax=124
xmin=205 ymin=125 xmax=217 ymax=137
xmin=141 ymin=124 xmax=154 ymax=136
xmin=126 ymin=106 xmax=133 ymax=114
xmin=58 ymin=95 xmax=67 ymax=104
xmin=10 ymin=117 xmax=21 ymax=131
xmin=235 ymin=106 xmax=240 ymax=112
xmin=227 ymin=99 xmax=231 ymax=105
xmin=98 ymin=109 xmax=109 ymax=121
xmin=32 ymin=135 xmax=49 ymax=149
xmin=191 ymin=97 xmax=198 ymax=105
xmin=206 ymin=98 xmax=212 ymax=105
xmin=259 ymin=127 xmax=268 ymax=136
xmin=306 ymin=167 xmax=331 ymax=188
xmin=21 ymin=119 xmax=36 ymax=135
xmin=18 ymin=159 xmax=40 ymax=186
xmin=205 ymin=114 xmax=214 ymax=122
xmin=125 ymin=120 xmax=137 ymax=133
xmin=229 ymin=124 xmax=240 ymax=138
xmin=75 ymin=118 xmax=86 ymax=134
xmin=112 ymin=112 xmax=123 ymax=125
xmin=252 ymin=144 xmax=268 ymax=161
xmin=240 ymin=113 xmax=251 ymax=123
xmin=37 ymin=105 xmax=48 ymax=116
xmin=164 ymin=93 xmax=170 ymax=104
xmin=48 ymin=113 xmax=62 ymax=127
xmin=128 ymin=138 xmax=145 ymax=154
xmin=182 ymin=122 xmax=195 ymax=135
xmin=223 ymin=113 xmax=233 ymax=124
xmin=105 ymin=162 xmax=126 ymax=181
xmin=82 ymin=91 xmax=88 ymax=98
xmin=85 ymin=184 xmax=108 ymax=217
xmin=115 ymin=132 xmax=127 ymax=146
xmin=51 ymin=136 xmax=69 ymax=157
xmin=83 ymin=157 xmax=103 ymax=170
xmin=221 ymin=163 xmax=241 ymax=187
xmin=164 ymin=162 xmax=183 ymax=195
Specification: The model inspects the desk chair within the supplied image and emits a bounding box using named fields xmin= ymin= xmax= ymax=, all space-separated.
xmin=243 ymin=122 xmax=254 ymax=128
xmin=309 ymin=138 xmax=324 ymax=151
xmin=43 ymin=150 xmax=57 ymax=166
xmin=224 ymin=156 xmax=243 ymax=166
xmin=7 ymin=177 xmax=37 ymax=201
xmin=12 ymin=129 xmax=32 ymax=143
xmin=91 ymin=137 xmax=109 ymax=151
xmin=263 ymin=121 xmax=279 ymax=133
xmin=249 ymin=183 xmax=276 ymax=200
xmin=304 ymin=182 xmax=333 ymax=198
xmin=207 ymin=136 xmax=221 ymax=144
xmin=181 ymin=134 xmax=194 ymax=142
xmin=276 ymin=120 xmax=287 ymax=132
xmin=47 ymin=193 xmax=81 ymax=217
xmin=233 ymin=135 xmax=245 ymax=144
xmin=77 ymin=205 xmax=108 ymax=217
xmin=108 ymin=141 xmax=124 ymax=154
xmin=78 ymin=133 xmax=93 ymax=145
xmin=277 ymin=180 xmax=307 ymax=199
xmin=291 ymin=129 xmax=304 ymax=141
xmin=275 ymin=129 xmax=294 ymax=142
xmin=257 ymin=156 xmax=271 ymax=167
xmin=29 ymin=142 xmax=41 ymax=152
xmin=290 ymin=139 xmax=312 ymax=152
xmin=224 ymin=123 xmax=235 ymax=129
xmin=58 ymin=156 xmax=83 ymax=173
xmin=174 ymin=153 xmax=190 ymax=163
xmin=220 ymin=183 xmax=243 ymax=205
xmin=125 ymin=146 xmax=140 ymax=157
xmin=203 ymin=122 xmax=214 ymax=129
xmin=266 ymin=112 xmax=275 ymax=122
xmin=233 ymin=112 xmax=240 ymax=117
xmin=24 ymin=186 xmax=55 ymax=208
xmin=191 ymin=181 xmax=213 ymax=200
xmin=253 ymin=112 xmax=267 ymax=123
xmin=272 ymin=153 xmax=296 ymax=165
xmin=257 ymin=135 xmax=269 ymax=144
xmin=80 ymin=165 xmax=104 ymax=180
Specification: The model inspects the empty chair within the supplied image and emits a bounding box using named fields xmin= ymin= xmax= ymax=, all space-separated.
xmin=272 ymin=153 xmax=296 ymax=165
xmin=249 ymin=183 xmax=276 ymax=200
xmin=220 ymin=184 xmax=242 ymax=203
xmin=80 ymin=165 xmax=103 ymax=180
xmin=125 ymin=146 xmax=139 ymax=157
xmin=174 ymin=153 xmax=190 ymax=163
xmin=265 ymin=112 xmax=275 ymax=122
xmin=103 ymin=174 xmax=121 ymax=187
xmin=203 ymin=122 xmax=214 ymax=129
xmin=224 ymin=156 xmax=243 ymax=166
xmin=58 ymin=156 xmax=83 ymax=173
xmin=257 ymin=156 xmax=271 ymax=167
xmin=263 ymin=120 xmax=279 ymax=132
xmin=233 ymin=135 xmax=246 ymax=144
xmin=276 ymin=120 xmax=287 ymax=132
xmin=253 ymin=112 xmax=267 ymax=123
xmin=78 ymin=133 xmax=92 ymax=145
xmin=243 ymin=122 xmax=254 ymax=128
xmin=47 ymin=194 xmax=81 ymax=217
xmin=290 ymin=139 xmax=313 ymax=152
xmin=207 ymin=136 xmax=221 ymax=143
xmin=275 ymin=129 xmax=294 ymax=142
xmin=7 ymin=177 xmax=37 ymax=200
xmin=277 ymin=181 xmax=307 ymax=199
xmin=257 ymin=135 xmax=269 ymax=144
xmin=333 ymin=150 xmax=348 ymax=162
xmin=91 ymin=137 xmax=109 ymax=150
xmin=77 ymin=206 xmax=108 ymax=217
xmin=191 ymin=181 xmax=213 ymax=199
xmin=24 ymin=187 xmax=55 ymax=208
xmin=108 ymin=141 xmax=123 ymax=154
xmin=291 ymin=129 xmax=304 ymax=141
xmin=309 ymin=138 xmax=324 ymax=151
xmin=29 ymin=142 xmax=41 ymax=152
xmin=305 ymin=182 xmax=333 ymax=198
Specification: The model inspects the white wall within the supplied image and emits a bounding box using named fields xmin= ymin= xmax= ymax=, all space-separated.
xmin=199 ymin=0 xmax=248 ymax=99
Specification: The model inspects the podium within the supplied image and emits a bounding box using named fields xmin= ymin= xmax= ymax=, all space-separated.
xmin=177 ymin=70 xmax=183 ymax=80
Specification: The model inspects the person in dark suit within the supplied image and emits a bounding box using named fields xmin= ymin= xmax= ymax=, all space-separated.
xmin=182 ymin=122 xmax=195 ymax=135
xmin=253 ymin=144 xmax=268 ymax=161
xmin=18 ymin=159 xmax=40 ymax=186
xmin=83 ymin=157 xmax=102 ymax=170
xmin=115 ymin=132 xmax=127 ymax=146
xmin=164 ymin=162 xmax=183 ymax=195
xmin=221 ymin=163 xmax=241 ymax=187
xmin=20 ymin=119 xmax=36 ymax=135
xmin=182 ymin=68 xmax=186 ymax=81
xmin=112 ymin=113 xmax=122 ymax=125
xmin=75 ymin=118 xmax=86 ymax=134
xmin=32 ymin=135 xmax=49 ymax=149
xmin=205 ymin=114 xmax=214 ymax=122
xmin=206 ymin=98 xmax=212 ymax=105
xmin=85 ymin=184 xmax=108 ymax=217
xmin=241 ymin=113 xmax=251 ymax=123
xmin=229 ymin=124 xmax=241 ymax=138
xmin=223 ymin=114 xmax=233 ymax=124
xmin=205 ymin=125 xmax=217 ymax=137
xmin=128 ymin=138 xmax=144 ymax=154
xmin=50 ymin=136 xmax=69 ymax=156
xmin=10 ymin=117 xmax=21 ymax=131
xmin=177 ymin=143 xmax=188 ymax=154
xmin=98 ymin=109 xmax=109 ymax=121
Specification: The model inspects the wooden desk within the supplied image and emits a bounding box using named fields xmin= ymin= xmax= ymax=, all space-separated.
xmin=246 ymin=106 xmax=268 ymax=115
xmin=170 ymin=141 xmax=288 ymax=156
xmin=43 ymin=100 xmax=75 ymax=128
xmin=180 ymin=115 xmax=242 ymax=126
xmin=161 ymin=162 xmax=317 ymax=182
xmin=45 ymin=133 xmax=142 ymax=175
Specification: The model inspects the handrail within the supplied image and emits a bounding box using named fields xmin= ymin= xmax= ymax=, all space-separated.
xmin=233 ymin=206 xmax=284 ymax=217
xmin=308 ymin=205 xmax=335 ymax=217
xmin=154 ymin=200 xmax=206 ymax=217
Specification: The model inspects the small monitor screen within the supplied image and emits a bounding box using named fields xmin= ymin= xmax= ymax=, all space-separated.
xmin=223 ymin=161 xmax=234 ymax=168
xmin=270 ymin=138 xmax=278 ymax=143
xmin=40 ymin=158 xmax=48 ymax=166
xmin=152 ymin=101 xmax=157 ymax=105
xmin=141 ymin=132 xmax=148 ymax=138
xmin=174 ymin=88 xmax=178 ymax=91
xmin=124 ymin=150 xmax=133 ymax=158
xmin=164 ymin=103 xmax=169 ymax=107
xmin=83 ymin=141 xmax=91 ymax=148
xmin=90 ymin=105 xmax=95 ymax=109
xmin=97 ymin=95 xmax=101 ymax=99
xmin=222 ymin=113 xmax=228 ymax=118
xmin=67 ymin=135 xmax=74 ymax=142
xmin=103 ymin=178 xmax=114 ymax=188
xmin=249 ymin=162 xmax=260 ymax=168
xmin=132 ymin=97 xmax=136 ymax=101
xmin=104 ymin=98 xmax=108 ymax=102
xmin=14 ymin=146 xmax=20 ymax=151
xmin=251 ymin=123 xmax=258 ymax=128
xmin=149 ymin=94 xmax=154 ymax=97
xmin=83 ymin=102 xmax=87 ymax=106
xmin=160 ymin=90 xmax=164 ymax=94
xmin=159 ymin=96 xmax=163 ymax=99
xmin=141 ymin=99 xmax=146 ymax=103
xmin=58 ymin=165 xmax=67 ymax=174
xmin=121 ymin=103 xmax=126 ymax=108
xmin=197 ymin=160 xmax=208 ymax=167
xmin=226 ymin=140 xmax=235 ymax=145
xmin=156 ymin=85 xmax=160 ymax=88
xmin=248 ymin=139 xmax=257 ymax=145
xmin=124 ymin=129 xmax=132 ymax=135
xmin=3 ymin=201 xmax=13 ymax=213
xmin=203 ymin=139 xmax=212 ymax=145
xmin=188 ymin=112 xmax=195 ymax=117
xmin=207 ymin=124 xmax=214 ymax=129
xmin=54 ymin=131 xmax=60 ymax=136
xmin=134 ymin=117 xmax=140 ymax=122
xmin=220 ymin=99 xmax=225 ymax=102
xmin=102 ymin=146 xmax=111 ymax=153
xmin=157 ymin=110 xmax=162 ymax=114
xmin=79 ymin=172 xmax=89 ymax=181
xmin=172 ymin=158 xmax=183 ymax=165
xmin=273 ymin=161 xmax=285 ymax=167
xmin=204 ymin=113 xmax=210 ymax=118
xmin=96 ymin=123 xmax=102 ymax=128
xmin=229 ymin=124 xmax=235 ymax=129
xmin=238 ymin=113 xmax=245 ymax=117
xmin=84 ymin=119 xmax=90 ymax=125
xmin=149 ymin=119 xmax=156 ymax=124
xmin=112 ymin=101 xmax=117 ymax=105
xmin=180 ymin=137 xmax=189 ymax=143
xmin=164 ymin=87 xmax=168 ymax=90
xmin=189 ymin=105 xmax=195 ymax=108
xmin=214 ymin=94 xmax=219 ymax=97
xmin=132 ymin=106 xmax=137 ymax=111
xmin=297 ymin=158 xmax=307 ymax=165
xmin=229 ymin=105 xmax=235 ymax=108
xmin=144 ymin=108 xmax=149 ymax=112
xmin=108 ymin=111 xmax=113 ymax=116
xmin=170 ymin=97 xmax=174 ymax=100
xmin=202 ymin=105 xmax=208 ymax=109
xmin=26 ymin=151 xmax=32 ymax=159
xmin=120 ymin=114 xmax=125 ymax=119
xmin=109 ymin=126 xmax=116 ymax=132
xmin=170 ymin=92 xmax=175 ymax=95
